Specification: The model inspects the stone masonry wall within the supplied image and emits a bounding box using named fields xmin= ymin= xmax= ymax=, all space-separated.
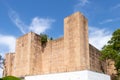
xmin=89 ymin=44 xmax=107 ymax=73
xmin=64 ymin=12 xmax=90 ymax=71
xmin=29 ymin=32 xmax=64 ymax=75
xmin=29 ymin=33 xmax=42 ymax=75
xmin=3 ymin=12 xmax=109 ymax=77
xmin=3 ymin=53 xmax=15 ymax=76
xmin=48 ymin=37 xmax=64 ymax=73
xmin=12 ymin=33 xmax=32 ymax=77
xmin=106 ymin=59 xmax=117 ymax=75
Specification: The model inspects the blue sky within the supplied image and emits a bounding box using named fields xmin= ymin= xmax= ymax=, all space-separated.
xmin=0 ymin=0 xmax=120 ymax=77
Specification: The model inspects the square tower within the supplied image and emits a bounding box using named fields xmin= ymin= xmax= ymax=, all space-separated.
xmin=64 ymin=12 xmax=90 ymax=71
xmin=12 ymin=32 xmax=33 ymax=77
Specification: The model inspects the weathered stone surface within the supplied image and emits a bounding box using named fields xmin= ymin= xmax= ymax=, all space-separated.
xmin=89 ymin=44 xmax=107 ymax=73
xmin=3 ymin=12 xmax=114 ymax=77
xmin=64 ymin=12 xmax=90 ymax=71
xmin=3 ymin=53 xmax=15 ymax=76
xmin=106 ymin=59 xmax=117 ymax=75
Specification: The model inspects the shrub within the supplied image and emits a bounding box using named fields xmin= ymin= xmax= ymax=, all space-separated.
xmin=40 ymin=34 xmax=48 ymax=46
xmin=2 ymin=76 xmax=20 ymax=80
xmin=0 ymin=78 xmax=3 ymax=80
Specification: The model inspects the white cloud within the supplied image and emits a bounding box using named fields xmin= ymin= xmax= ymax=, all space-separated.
xmin=8 ymin=10 xmax=27 ymax=34
xmin=0 ymin=34 xmax=16 ymax=53
xmin=29 ymin=17 xmax=55 ymax=34
xmin=99 ymin=18 xmax=120 ymax=24
xmin=89 ymin=27 xmax=112 ymax=50
xmin=9 ymin=9 xmax=55 ymax=34
xmin=74 ymin=0 xmax=89 ymax=13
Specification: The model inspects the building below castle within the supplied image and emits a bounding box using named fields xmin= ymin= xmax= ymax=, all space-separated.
xmin=3 ymin=12 xmax=116 ymax=79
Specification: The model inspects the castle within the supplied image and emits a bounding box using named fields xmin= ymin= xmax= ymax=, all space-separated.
xmin=3 ymin=12 xmax=116 ymax=80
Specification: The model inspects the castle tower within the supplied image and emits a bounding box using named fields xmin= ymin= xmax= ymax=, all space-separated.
xmin=12 ymin=33 xmax=32 ymax=77
xmin=12 ymin=32 xmax=44 ymax=77
xmin=64 ymin=12 xmax=90 ymax=71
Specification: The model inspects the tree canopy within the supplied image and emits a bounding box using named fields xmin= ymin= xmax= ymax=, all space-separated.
xmin=101 ymin=29 xmax=120 ymax=75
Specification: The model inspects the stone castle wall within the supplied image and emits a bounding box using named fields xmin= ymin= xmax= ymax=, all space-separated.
xmin=3 ymin=12 xmax=112 ymax=77
xmin=29 ymin=33 xmax=65 ymax=75
xmin=3 ymin=53 xmax=15 ymax=76
xmin=89 ymin=44 xmax=107 ymax=73
xmin=12 ymin=33 xmax=32 ymax=77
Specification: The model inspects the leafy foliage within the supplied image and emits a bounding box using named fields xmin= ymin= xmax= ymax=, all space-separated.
xmin=2 ymin=76 xmax=20 ymax=80
xmin=101 ymin=29 xmax=120 ymax=75
xmin=0 ymin=78 xmax=3 ymax=80
xmin=0 ymin=55 xmax=4 ymax=69
xmin=40 ymin=34 xmax=48 ymax=46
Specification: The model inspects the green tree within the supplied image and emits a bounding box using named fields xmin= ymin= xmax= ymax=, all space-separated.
xmin=101 ymin=29 xmax=120 ymax=76
xmin=0 ymin=55 xmax=4 ymax=69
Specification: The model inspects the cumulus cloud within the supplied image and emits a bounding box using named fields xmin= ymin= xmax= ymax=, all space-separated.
xmin=89 ymin=27 xmax=112 ymax=50
xmin=9 ymin=9 xmax=55 ymax=34
xmin=0 ymin=34 xmax=16 ymax=53
xmin=29 ymin=17 xmax=55 ymax=34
